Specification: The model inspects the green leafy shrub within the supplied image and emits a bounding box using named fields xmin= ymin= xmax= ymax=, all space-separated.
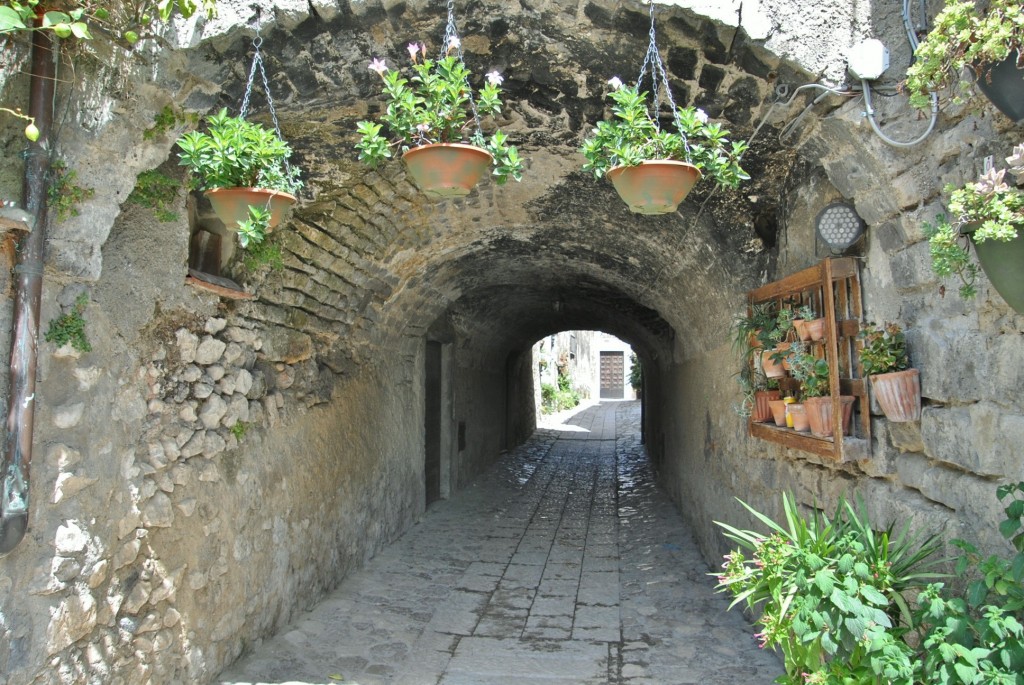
xmin=44 ymin=293 xmax=91 ymax=353
xmin=242 ymin=238 xmax=285 ymax=272
xmin=859 ymin=322 xmax=910 ymax=376
xmin=716 ymin=485 xmax=1024 ymax=685
xmin=176 ymin=108 xmax=303 ymax=194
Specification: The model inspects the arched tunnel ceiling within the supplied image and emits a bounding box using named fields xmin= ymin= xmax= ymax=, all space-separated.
xmin=184 ymin=0 xmax=816 ymax=360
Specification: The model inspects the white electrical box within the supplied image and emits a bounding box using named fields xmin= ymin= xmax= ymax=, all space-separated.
xmin=848 ymin=39 xmax=890 ymax=80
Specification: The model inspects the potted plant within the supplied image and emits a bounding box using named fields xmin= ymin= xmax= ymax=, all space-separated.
xmin=905 ymin=0 xmax=1024 ymax=123
xmin=176 ymin=108 xmax=303 ymax=246
xmin=789 ymin=350 xmax=854 ymax=438
xmin=792 ymin=304 xmax=826 ymax=342
xmin=924 ymin=142 xmax=1024 ymax=315
xmin=758 ymin=308 xmax=796 ymax=379
xmin=580 ymin=80 xmax=750 ymax=214
xmin=355 ymin=41 xmax=524 ymax=199
xmin=859 ymin=322 xmax=921 ymax=422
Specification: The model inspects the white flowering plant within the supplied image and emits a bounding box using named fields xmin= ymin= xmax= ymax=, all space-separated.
xmin=924 ymin=142 xmax=1024 ymax=299
xmin=355 ymin=40 xmax=523 ymax=185
xmin=581 ymin=79 xmax=750 ymax=188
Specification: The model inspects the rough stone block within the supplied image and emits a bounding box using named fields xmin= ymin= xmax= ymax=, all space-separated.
xmin=53 ymin=402 xmax=85 ymax=429
xmin=968 ymin=402 xmax=1024 ymax=478
xmin=55 ymin=521 xmax=90 ymax=554
xmin=142 ymin=492 xmax=174 ymax=528
xmin=175 ymin=329 xmax=198 ymax=364
xmin=888 ymin=420 xmax=925 ymax=453
xmin=195 ymin=336 xmax=227 ymax=366
xmin=204 ymin=317 xmax=227 ymax=335
xmin=921 ymin=406 xmax=976 ymax=473
xmin=199 ymin=395 xmax=227 ymax=429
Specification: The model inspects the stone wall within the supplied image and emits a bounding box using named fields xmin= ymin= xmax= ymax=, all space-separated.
xmin=1 ymin=1 xmax=1022 ymax=684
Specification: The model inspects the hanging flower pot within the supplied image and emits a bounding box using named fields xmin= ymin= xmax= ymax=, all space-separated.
xmin=579 ymin=3 xmax=748 ymax=214
xmin=205 ymin=187 xmax=296 ymax=232
xmin=804 ymin=396 xmax=855 ymax=438
xmin=870 ymin=368 xmax=921 ymax=422
xmin=804 ymin=317 xmax=827 ymax=342
xmin=402 ymin=143 xmax=494 ymax=199
xmin=752 ymin=389 xmax=781 ymax=423
xmin=606 ymin=161 xmax=702 ymax=215
xmin=964 ymin=222 xmax=1024 ymax=316
xmin=975 ymin=51 xmax=1024 ymax=125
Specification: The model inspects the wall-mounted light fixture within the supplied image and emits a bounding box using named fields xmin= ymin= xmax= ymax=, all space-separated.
xmin=815 ymin=202 xmax=865 ymax=254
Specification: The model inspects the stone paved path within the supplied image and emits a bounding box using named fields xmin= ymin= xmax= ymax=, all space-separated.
xmin=218 ymin=401 xmax=782 ymax=685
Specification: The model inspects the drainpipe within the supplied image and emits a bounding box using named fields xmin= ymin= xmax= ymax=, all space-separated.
xmin=1 ymin=25 xmax=56 ymax=555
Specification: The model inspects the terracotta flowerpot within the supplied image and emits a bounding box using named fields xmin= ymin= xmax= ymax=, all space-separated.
xmin=402 ymin=143 xmax=493 ymax=199
xmin=777 ymin=342 xmax=795 ymax=371
xmin=753 ymin=390 xmax=782 ymax=423
xmin=805 ymin=317 xmax=827 ymax=342
xmin=976 ymin=50 xmax=1024 ymax=125
xmin=793 ymin=319 xmax=810 ymax=341
xmin=870 ymin=368 xmax=921 ymax=422
xmin=206 ymin=187 xmax=296 ymax=232
xmin=606 ymin=160 xmax=702 ymax=215
xmin=768 ymin=399 xmax=788 ymax=427
xmin=759 ymin=349 xmax=787 ymax=379
xmin=964 ymin=222 xmax=1024 ymax=316
xmin=788 ymin=402 xmax=810 ymax=432
xmin=804 ymin=396 xmax=856 ymax=438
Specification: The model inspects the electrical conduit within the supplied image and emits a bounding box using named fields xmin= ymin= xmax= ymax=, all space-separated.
xmin=1 ymin=24 xmax=56 ymax=555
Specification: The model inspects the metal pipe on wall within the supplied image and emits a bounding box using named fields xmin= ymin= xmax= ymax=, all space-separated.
xmin=1 ymin=24 xmax=56 ymax=555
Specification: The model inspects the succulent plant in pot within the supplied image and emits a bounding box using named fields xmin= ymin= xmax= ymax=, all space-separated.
xmin=923 ymin=142 xmax=1024 ymax=314
xmin=904 ymin=0 xmax=1024 ymax=122
xmin=176 ymin=108 xmax=303 ymax=247
xmin=580 ymin=80 xmax=749 ymax=214
xmin=859 ymin=322 xmax=921 ymax=422
xmin=355 ymin=40 xmax=523 ymax=199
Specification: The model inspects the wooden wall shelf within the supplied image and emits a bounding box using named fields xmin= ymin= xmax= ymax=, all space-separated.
xmin=747 ymin=258 xmax=869 ymax=462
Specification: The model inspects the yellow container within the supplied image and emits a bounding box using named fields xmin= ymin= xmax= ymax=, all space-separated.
xmin=783 ymin=396 xmax=796 ymax=428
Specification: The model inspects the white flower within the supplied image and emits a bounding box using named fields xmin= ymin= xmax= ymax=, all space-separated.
xmin=694 ymin=108 xmax=709 ymax=124
xmin=446 ymin=36 xmax=461 ymax=52
xmin=486 ymin=71 xmax=504 ymax=86
xmin=416 ymin=123 xmax=431 ymax=133
xmin=607 ymin=76 xmax=624 ymax=90
xmin=407 ymin=42 xmax=421 ymax=61
xmin=368 ymin=58 xmax=387 ymax=75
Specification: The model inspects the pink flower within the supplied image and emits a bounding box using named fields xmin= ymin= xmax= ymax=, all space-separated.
xmin=407 ymin=42 xmax=421 ymax=61
xmin=607 ymin=76 xmax=624 ymax=90
xmin=368 ymin=58 xmax=387 ymax=75
xmin=486 ymin=71 xmax=504 ymax=86
xmin=416 ymin=123 xmax=430 ymax=133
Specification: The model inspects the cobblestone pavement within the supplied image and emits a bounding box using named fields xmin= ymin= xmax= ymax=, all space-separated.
xmin=218 ymin=400 xmax=782 ymax=685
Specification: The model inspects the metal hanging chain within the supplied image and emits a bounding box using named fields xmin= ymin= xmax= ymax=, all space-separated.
xmin=240 ymin=32 xmax=293 ymax=176
xmin=635 ymin=2 xmax=684 ymax=140
xmin=440 ymin=0 xmax=484 ymax=141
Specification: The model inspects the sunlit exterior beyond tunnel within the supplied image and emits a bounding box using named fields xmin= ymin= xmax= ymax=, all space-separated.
xmin=1 ymin=0 xmax=1023 ymax=683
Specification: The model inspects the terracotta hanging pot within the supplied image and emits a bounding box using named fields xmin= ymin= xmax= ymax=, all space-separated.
xmin=793 ymin=319 xmax=810 ymax=341
xmin=975 ymin=51 xmax=1024 ymax=125
xmin=753 ymin=390 xmax=781 ymax=423
xmin=788 ymin=402 xmax=810 ymax=432
xmin=870 ymin=368 xmax=921 ymax=422
xmin=205 ymin=187 xmax=296 ymax=232
xmin=768 ymin=398 xmax=788 ymax=427
xmin=964 ymin=223 xmax=1024 ymax=316
xmin=606 ymin=160 xmax=702 ymax=215
xmin=402 ymin=143 xmax=493 ymax=199
xmin=804 ymin=396 xmax=856 ymax=438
